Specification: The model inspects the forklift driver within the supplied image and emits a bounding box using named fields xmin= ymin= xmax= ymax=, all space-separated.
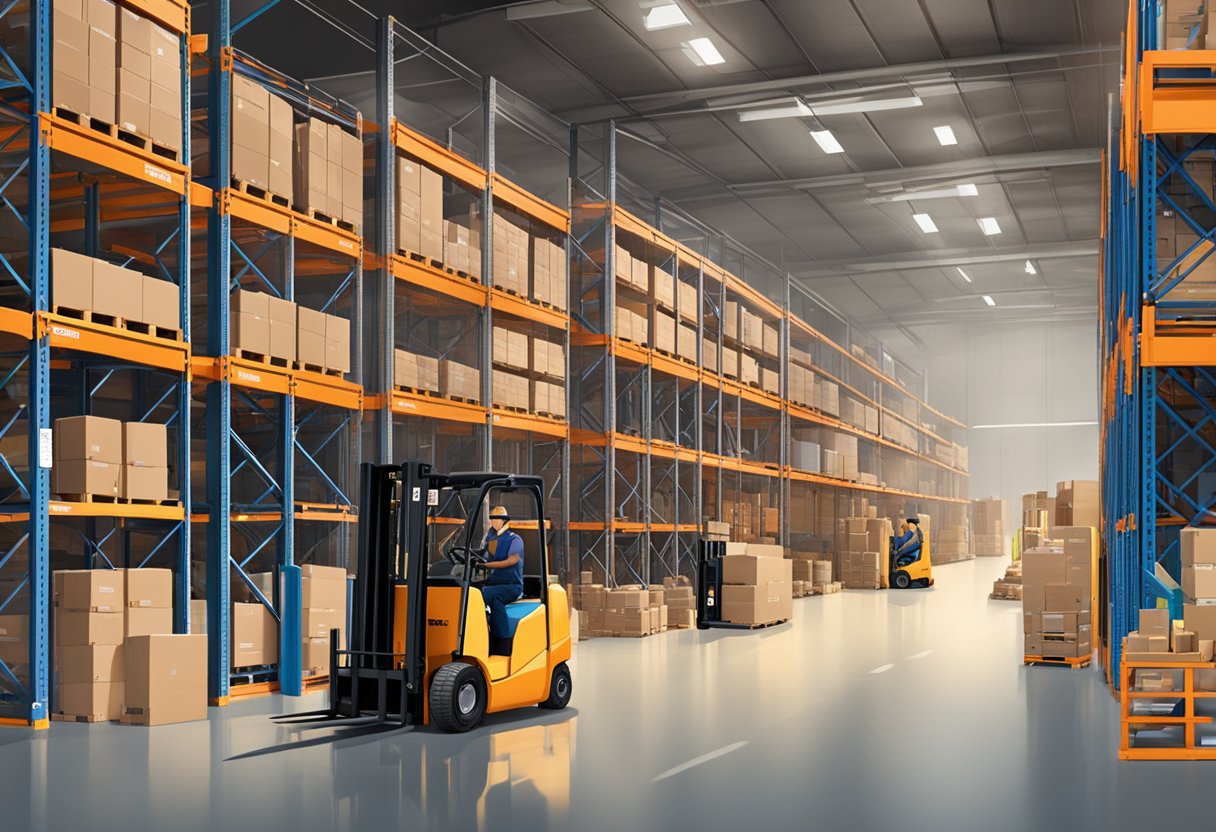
xmin=482 ymin=505 xmax=526 ymax=654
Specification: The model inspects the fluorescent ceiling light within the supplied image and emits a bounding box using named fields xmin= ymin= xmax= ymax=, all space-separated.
xmin=684 ymin=37 xmax=725 ymax=66
xmin=971 ymin=420 xmax=1098 ymax=430
xmin=1024 ymin=259 xmax=1036 ymax=275
xmin=643 ymin=2 xmax=689 ymax=30
xmin=956 ymin=267 xmax=972 ymax=283
xmin=804 ymin=95 xmax=922 ymax=117
xmin=934 ymin=125 xmax=958 ymax=146
xmin=977 ymin=217 xmax=1001 ymax=235
xmin=810 ymin=129 xmax=844 ymax=154
xmin=738 ymin=102 xmax=813 ymax=122
xmin=912 ymin=213 xmax=938 ymax=234
xmin=982 ymin=295 xmax=996 ymax=307
xmin=875 ymin=183 xmax=978 ymax=203
xmin=505 ymin=0 xmax=593 ymax=19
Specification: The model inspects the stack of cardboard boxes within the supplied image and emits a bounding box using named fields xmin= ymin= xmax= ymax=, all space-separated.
xmin=990 ymin=560 xmax=1023 ymax=601
xmin=246 ymin=564 xmax=347 ymax=677
xmin=1021 ymin=491 xmax=1052 ymax=551
xmin=532 ymin=236 xmax=566 ymax=310
xmin=231 ymin=75 xmax=290 ymax=197
xmin=394 ymin=157 xmax=443 ymax=261
xmin=613 ymin=245 xmax=649 ymax=295
xmin=52 ymin=248 xmax=181 ymax=335
xmin=492 ymin=212 xmax=530 ymax=296
xmin=229 ymin=290 xmax=350 ymax=375
xmin=443 ymin=217 xmax=483 ymax=279
xmin=1055 ymin=480 xmax=1099 ymax=527
xmin=394 ymin=349 xmax=439 ymax=393
xmin=839 ymin=515 xmax=892 ymax=590
xmin=1021 ymin=527 xmax=1097 ymax=660
xmin=972 ymin=498 xmax=1006 ymax=556
xmin=53 ymin=0 xmax=117 ymax=126
xmin=658 ymin=578 xmax=695 ymax=629
xmin=811 ymin=560 xmax=840 ymax=594
xmin=492 ymin=370 xmax=530 ymax=411
xmin=934 ymin=525 xmax=971 ymax=564
xmin=52 ymin=415 xmax=170 ymax=502
xmin=719 ymin=543 xmax=793 ymax=625
xmin=53 ymin=568 xmax=203 ymax=725
xmin=572 ymin=578 xmax=667 ymax=638
xmin=1182 ymin=527 xmax=1216 ymax=606
xmin=1160 ymin=0 xmax=1215 ymax=49
xmin=440 ymin=358 xmax=480 ymax=403
xmin=292 ymin=116 xmax=363 ymax=229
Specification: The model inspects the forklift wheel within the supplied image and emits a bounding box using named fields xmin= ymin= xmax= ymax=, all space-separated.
xmin=538 ymin=662 xmax=572 ymax=710
xmin=429 ymin=662 xmax=487 ymax=733
xmin=893 ymin=571 xmax=912 ymax=590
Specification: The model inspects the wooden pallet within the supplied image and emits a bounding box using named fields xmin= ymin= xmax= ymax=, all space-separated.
xmin=444 ymin=393 xmax=481 ymax=405
xmin=730 ymin=618 xmax=790 ymax=630
xmin=493 ymin=403 xmax=530 ymax=414
xmin=535 ymin=300 xmax=568 ymax=314
xmin=398 ymin=248 xmax=445 ymax=271
xmin=294 ymin=361 xmax=345 ymax=378
xmin=56 ymin=493 xmax=176 ymax=506
xmin=1024 ymin=654 xmax=1091 ymax=668
xmin=52 ymin=713 xmax=112 ymax=723
xmin=393 ymin=384 xmax=441 ymax=398
xmin=52 ymin=106 xmax=183 ymax=164
xmin=123 ymin=319 xmax=184 ymax=342
xmin=535 ymin=411 xmax=566 ymax=421
xmin=306 ymin=208 xmax=356 ymax=233
xmin=52 ymin=307 xmax=183 ymax=342
xmin=233 ymin=178 xmax=291 ymax=209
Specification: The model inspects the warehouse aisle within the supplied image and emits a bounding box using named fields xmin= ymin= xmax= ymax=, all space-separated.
xmin=5 ymin=560 xmax=1216 ymax=832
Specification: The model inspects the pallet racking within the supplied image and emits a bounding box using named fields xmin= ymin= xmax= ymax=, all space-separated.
xmin=0 ymin=0 xmax=192 ymax=727
xmin=569 ymin=123 xmax=970 ymax=587
xmin=1102 ymin=0 xmax=1216 ymax=690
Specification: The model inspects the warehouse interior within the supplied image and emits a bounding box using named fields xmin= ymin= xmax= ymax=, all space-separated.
xmin=7 ymin=0 xmax=1216 ymax=828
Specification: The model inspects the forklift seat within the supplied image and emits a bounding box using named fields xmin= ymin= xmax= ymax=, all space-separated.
xmin=504 ymin=600 xmax=543 ymax=637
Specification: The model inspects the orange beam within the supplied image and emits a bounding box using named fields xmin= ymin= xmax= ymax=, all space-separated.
xmin=42 ymin=113 xmax=188 ymax=194
xmin=39 ymin=312 xmax=188 ymax=373
xmin=392 ymin=119 xmax=487 ymax=193
xmin=393 ymin=255 xmax=488 ymax=307
xmin=490 ymin=409 xmax=568 ymax=439
xmin=392 ymin=390 xmax=487 ymax=425
xmin=491 ymin=173 xmax=570 ymax=233
xmin=489 ymin=288 xmax=569 ymax=330
xmin=125 ymin=0 xmax=189 ymax=34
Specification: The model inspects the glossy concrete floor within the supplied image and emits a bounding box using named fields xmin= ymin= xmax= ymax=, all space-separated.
xmin=6 ymin=557 xmax=1216 ymax=831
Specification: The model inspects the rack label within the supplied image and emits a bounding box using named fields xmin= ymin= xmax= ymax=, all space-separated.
xmin=412 ymin=487 xmax=421 ymax=502
xmin=427 ymin=489 xmax=439 ymax=506
xmin=51 ymin=325 xmax=79 ymax=339
xmin=144 ymin=163 xmax=172 ymax=185
xmin=38 ymin=428 xmax=52 ymax=468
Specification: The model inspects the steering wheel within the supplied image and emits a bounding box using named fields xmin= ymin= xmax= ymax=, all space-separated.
xmin=445 ymin=545 xmax=489 ymax=566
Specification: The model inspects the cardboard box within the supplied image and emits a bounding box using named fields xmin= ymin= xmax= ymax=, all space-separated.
xmin=141 ymin=275 xmax=180 ymax=331
xmin=231 ymin=602 xmax=278 ymax=668
xmin=0 ymin=615 xmax=28 ymax=665
xmin=266 ymin=295 xmax=297 ymax=363
xmin=325 ymin=314 xmax=351 ymax=374
xmin=231 ymin=74 xmax=269 ymax=188
xmin=123 ymin=634 xmax=207 ymax=725
xmin=267 ymin=92 xmax=293 ymax=198
xmin=125 ymin=567 xmax=171 ymax=609
xmin=295 ymin=119 xmax=328 ymax=213
xmin=721 ymin=555 xmax=791 ymax=586
xmin=54 ymin=569 xmax=124 ymax=612
xmin=303 ymin=636 xmax=332 ymax=674
xmin=720 ymin=581 xmax=792 ymax=625
xmin=54 ymin=415 xmax=122 ymax=464
xmin=121 ymin=464 xmax=167 ymax=501
xmin=52 ymin=248 xmax=93 ymax=312
xmin=1185 ymin=564 xmax=1216 ymax=601
xmin=301 ymin=607 xmax=344 ymax=640
xmin=231 ymin=289 xmax=270 ymax=355
xmin=91 ymin=259 xmax=143 ymax=322
xmin=189 ymin=599 xmax=206 ymax=635
xmin=302 ymin=574 xmax=347 ymax=620
xmin=1183 ymin=527 xmax=1216 ymax=566
xmin=55 ymin=610 xmax=123 ymax=645
xmin=124 ymin=605 xmax=172 ymax=639
xmin=1186 ymin=603 xmax=1216 ymax=642
xmin=296 ymin=305 xmax=327 ymax=368
xmin=1141 ymin=608 xmax=1170 ymax=636
xmin=122 ymin=421 xmax=167 ymax=468
xmin=53 ymin=458 xmax=119 ymax=498
xmin=439 ymin=359 xmax=480 ymax=402
xmin=57 ymin=681 xmax=123 ymax=721
xmin=57 ymin=643 xmax=124 ymax=684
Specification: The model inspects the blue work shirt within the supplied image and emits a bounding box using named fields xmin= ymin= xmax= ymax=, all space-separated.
xmin=894 ymin=528 xmax=922 ymax=560
xmin=484 ymin=526 xmax=524 ymax=587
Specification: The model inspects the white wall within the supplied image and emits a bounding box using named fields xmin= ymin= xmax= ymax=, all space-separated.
xmin=923 ymin=320 xmax=1099 ymax=506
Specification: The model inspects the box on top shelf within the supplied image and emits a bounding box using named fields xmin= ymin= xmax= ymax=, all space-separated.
xmin=439 ymin=358 xmax=480 ymax=402
xmin=296 ymin=305 xmax=327 ymax=369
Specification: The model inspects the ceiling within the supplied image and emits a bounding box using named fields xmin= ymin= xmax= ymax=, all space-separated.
xmin=226 ymin=0 xmax=1124 ymax=365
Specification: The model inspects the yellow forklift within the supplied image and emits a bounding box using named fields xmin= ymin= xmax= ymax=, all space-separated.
xmin=889 ymin=514 xmax=934 ymax=589
xmin=279 ymin=461 xmax=573 ymax=733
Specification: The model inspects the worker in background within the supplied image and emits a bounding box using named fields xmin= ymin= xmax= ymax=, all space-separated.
xmin=893 ymin=517 xmax=924 ymax=567
xmin=481 ymin=505 xmax=525 ymax=654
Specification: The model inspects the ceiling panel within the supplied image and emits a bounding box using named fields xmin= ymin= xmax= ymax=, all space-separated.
xmin=764 ymin=0 xmax=885 ymax=72
xmin=921 ymin=0 xmax=1002 ymax=56
xmin=852 ymin=0 xmax=945 ymax=65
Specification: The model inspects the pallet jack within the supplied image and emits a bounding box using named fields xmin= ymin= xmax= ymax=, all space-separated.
xmin=276 ymin=461 xmax=573 ymax=734
xmin=696 ymin=539 xmax=759 ymax=629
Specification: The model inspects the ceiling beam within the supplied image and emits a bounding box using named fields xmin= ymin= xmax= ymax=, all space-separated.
xmin=658 ymin=148 xmax=1100 ymax=202
xmin=791 ymin=240 xmax=1099 ymax=278
xmin=569 ymin=45 xmax=1117 ymax=120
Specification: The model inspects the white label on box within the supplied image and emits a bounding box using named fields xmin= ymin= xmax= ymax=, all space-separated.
xmin=99 ymin=586 xmax=113 ymax=594
xmin=38 ymin=428 xmax=52 ymax=468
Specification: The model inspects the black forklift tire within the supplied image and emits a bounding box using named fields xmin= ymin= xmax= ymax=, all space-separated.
xmin=893 ymin=571 xmax=912 ymax=590
xmin=429 ymin=662 xmax=487 ymax=733
xmin=538 ymin=662 xmax=572 ymax=710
